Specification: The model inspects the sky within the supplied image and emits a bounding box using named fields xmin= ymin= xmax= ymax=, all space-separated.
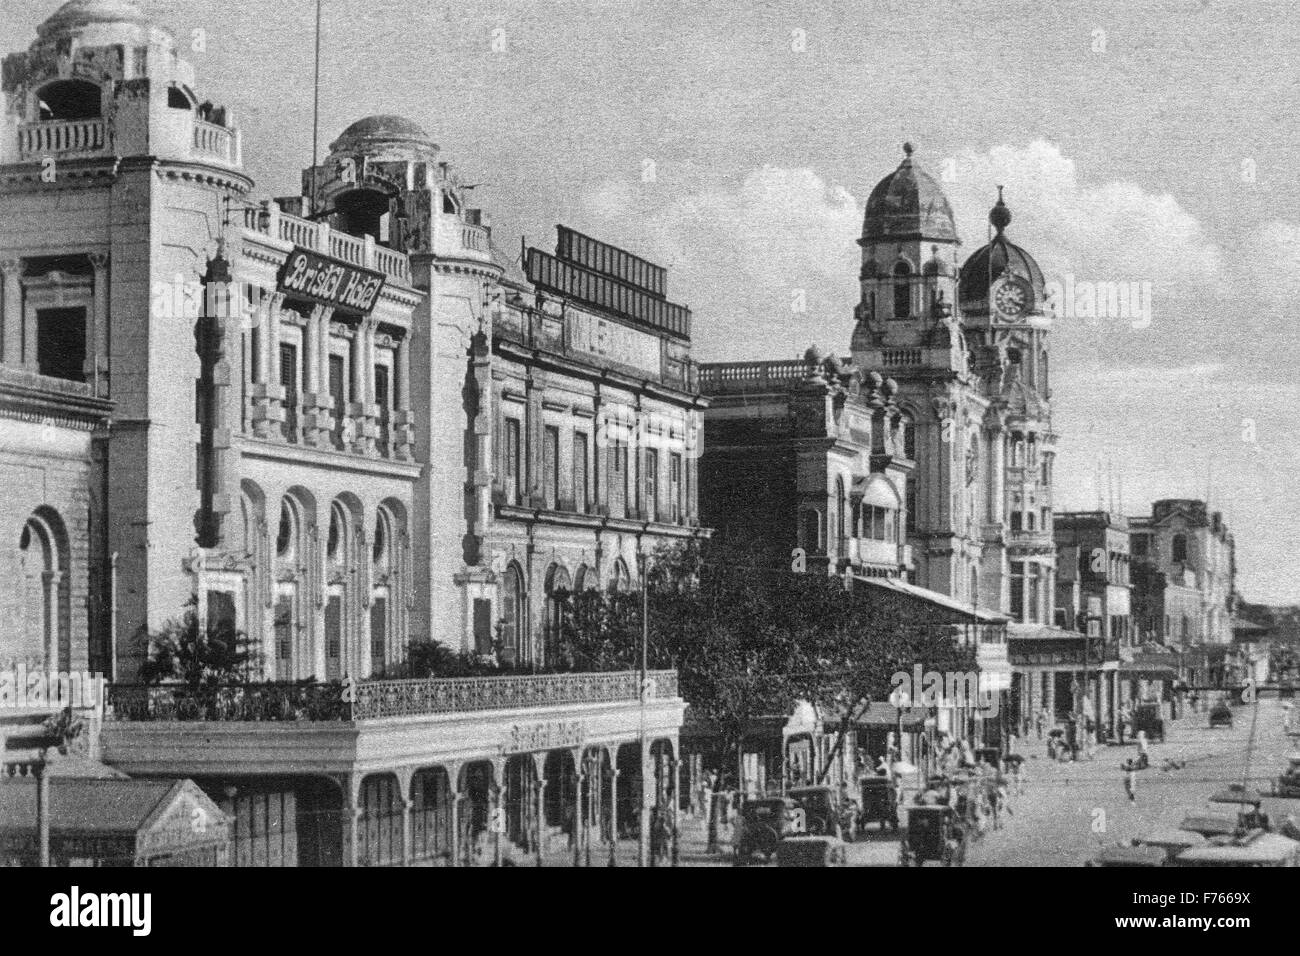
xmin=4 ymin=0 xmax=1299 ymax=602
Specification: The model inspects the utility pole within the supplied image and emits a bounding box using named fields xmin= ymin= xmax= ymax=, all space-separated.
xmin=638 ymin=550 xmax=650 ymax=867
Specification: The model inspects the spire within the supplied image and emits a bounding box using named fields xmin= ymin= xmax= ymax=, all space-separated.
xmin=989 ymin=185 xmax=1011 ymax=235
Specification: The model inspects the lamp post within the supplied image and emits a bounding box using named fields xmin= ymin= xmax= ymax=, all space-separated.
xmin=637 ymin=550 xmax=650 ymax=868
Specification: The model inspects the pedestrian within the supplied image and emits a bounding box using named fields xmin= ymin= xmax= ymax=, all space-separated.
xmin=1136 ymin=730 xmax=1150 ymax=770
xmin=1117 ymin=706 xmax=1128 ymax=745
xmin=1122 ymin=759 xmax=1138 ymax=803
xmin=1035 ymin=707 xmax=1047 ymax=739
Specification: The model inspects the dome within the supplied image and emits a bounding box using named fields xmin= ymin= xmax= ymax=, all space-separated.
xmin=862 ymin=144 xmax=959 ymax=244
xmin=40 ymin=0 xmax=150 ymax=32
xmin=958 ymin=190 xmax=1045 ymax=311
xmin=331 ymin=115 xmax=435 ymax=152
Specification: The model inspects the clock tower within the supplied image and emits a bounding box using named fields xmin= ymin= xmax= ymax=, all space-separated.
xmin=958 ymin=188 xmax=1057 ymax=624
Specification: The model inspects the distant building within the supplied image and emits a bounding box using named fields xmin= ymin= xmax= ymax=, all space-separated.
xmin=1130 ymin=498 xmax=1237 ymax=686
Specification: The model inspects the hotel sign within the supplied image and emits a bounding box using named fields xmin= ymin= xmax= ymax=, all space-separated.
xmin=277 ymin=247 xmax=385 ymax=315
xmin=566 ymin=310 xmax=662 ymax=377
xmin=502 ymin=720 xmax=586 ymax=755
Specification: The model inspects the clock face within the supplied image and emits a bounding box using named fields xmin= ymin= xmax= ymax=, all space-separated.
xmin=992 ymin=277 xmax=1030 ymax=320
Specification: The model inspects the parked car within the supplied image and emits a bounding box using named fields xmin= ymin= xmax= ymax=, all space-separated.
xmin=1085 ymin=845 xmax=1167 ymax=867
xmin=1209 ymin=702 xmax=1234 ymax=728
xmin=734 ymin=797 xmax=799 ymax=865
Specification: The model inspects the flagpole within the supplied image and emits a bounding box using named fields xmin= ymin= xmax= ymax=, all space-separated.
xmin=311 ymin=0 xmax=322 ymax=211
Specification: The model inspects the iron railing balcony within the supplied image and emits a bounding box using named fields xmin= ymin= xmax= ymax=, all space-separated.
xmin=106 ymin=669 xmax=680 ymax=722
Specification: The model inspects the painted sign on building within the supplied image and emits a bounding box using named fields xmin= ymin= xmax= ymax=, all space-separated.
xmin=566 ymin=309 xmax=662 ymax=377
xmin=277 ymin=247 xmax=385 ymax=314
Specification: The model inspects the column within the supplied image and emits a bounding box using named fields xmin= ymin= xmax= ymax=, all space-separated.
xmin=1 ymin=259 xmax=20 ymax=366
xmin=670 ymin=754 xmax=681 ymax=866
xmin=572 ymin=754 xmax=586 ymax=868
xmin=607 ymin=767 xmax=619 ymax=867
xmin=342 ymin=778 xmax=362 ymax=868
xmin=88 ymin=253 xmax=109 ymax=395
xmin=489 ymin=784 xmax=502 ymax=867
xmin=534 ymin=777 xmax=547 ymax=868
xmin=250 ymin=293 xmax=286 ymax=439
xmin=448 ymin=781 xmax=462 ymax=868
xmin=989 ymin=427 xmax=1006 ymax=524
xmin=393 ymin=332 xmax=414 ymax=460
xmin=43 ymin=570 xmax=62 ymax=670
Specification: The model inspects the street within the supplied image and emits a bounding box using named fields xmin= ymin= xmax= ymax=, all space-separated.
xmin=967 ymin=695 xmax=1298 ymax=867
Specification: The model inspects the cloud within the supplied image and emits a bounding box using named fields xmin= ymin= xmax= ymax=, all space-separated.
xmin=581 ymin=165 xmax=863 ymax=361
xmin=581 ymin=140 xmax=1227 ymax=362
xmin=940 ymin=140 xmax=1225 ymax=299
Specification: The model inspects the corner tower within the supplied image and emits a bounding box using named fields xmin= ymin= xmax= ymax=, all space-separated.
xmin=959 ymin=189 xmax=1057 ymax=624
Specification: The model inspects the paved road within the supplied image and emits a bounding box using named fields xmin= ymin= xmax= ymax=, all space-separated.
xmin=966 ymin=695 xmax=1299 ymax=867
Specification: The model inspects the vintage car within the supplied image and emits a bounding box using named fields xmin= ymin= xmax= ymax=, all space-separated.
xmin=1173 ymin=831 xmax=1300 ymax=867
xmin=1274 ymin=755 xmax=1300 ymax=798
xmin=1133 ymin=828 xmax=1207 ymax=863
xmin=899 ymin=805 xmax=964 ymax=867
xmin=1178 ymin=812 xmax=1242 ymax=839
xmin=787 ymin=785 xmax=853 ymax=841
xmin=1208 ymin=702 xmax=1234 ymax=729
xmin=775 ymin=834 xmax=848 ymax=867
xmin=1085 ymin=845 xmax=1167 ymax=867
xmin=734 ymin=797 xmax=799 ymax=865
xmin=857 ymin=775 xmax=899 ymax=833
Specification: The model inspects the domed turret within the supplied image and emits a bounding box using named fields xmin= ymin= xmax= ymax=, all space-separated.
xmin=958 ymin=188 xmax=1045 ymax=317
xmin=329 ymin=114 xmax=439 ymax=159
xmin=862 ymin=144 xmax=959 ymax=244
xmin=40 ymin=0 xmax=151 ymax=31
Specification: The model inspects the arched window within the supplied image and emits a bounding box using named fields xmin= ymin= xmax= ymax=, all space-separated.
xmin=902 ymin=414 xmax=916 ymax=460
xmin=36 ymin=80 xmax=101 ymax=120
xmin=167 ymin=84 xmax=193 ymax=110
xmin=19 ymin=510 xmax=68 ymax=669
xmin=500 ymin=564 xmax=525 ymax=664
xmin=610 ymin=558 xmax=632 ymax=593
xmin=1172 ymin=533 xmax=1188 ymax=563
xmin=544 ymin=564 xmax=572 ymax=668
xmin=327 ymin=503 xmax=346 ymax=567
xmin=275 ymin=499 xmax=296 ymax=560
xmin=892 ymin=261 xmax=912 ymax=319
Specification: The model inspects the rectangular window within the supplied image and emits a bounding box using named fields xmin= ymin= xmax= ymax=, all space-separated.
xmin=669 ymin=452 xmax=682 ymax=523
xmin=609 ymin=438 xmax=626 ymax=517
xmin=328 ymin=353 xmax=345 ymax=449
xmin=273 ymin=596 xmax=293 ymax=681
xmin=1010 ymin=511 xmax=1023 ymax=532
xmin=645 ymin=448 xmax=659 ymax=521
xmin=473 ymin=599 xmax=493 ymax=654
xmin=36 ymin=307 xmax=86 ymax=382
xmin=280 ymin=343 xmax=300 ymax=441
xmin=1009 ymin=562 xmax=1025 ymax=622
xmin=543 ymin=425 xmax=559 ymax=510
xmin=574 ymin=433 xmax=589 ymax=513
xmin=369 ymin=597 xmax=387 ymax=676
xmin=906 ymin=483 xmax=917 ymax=533
xmin=504 ymin=417 xmax=521 ymax=505
xmin=324 ymin=595 xmax=342 ymax=680
xmin=373 ymin=364 xmax=390 ymax=416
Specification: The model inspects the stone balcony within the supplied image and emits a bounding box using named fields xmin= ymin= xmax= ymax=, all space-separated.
xmin=16 ymin=118 xmax=105 ymax=160
xmin=99 ymin=671 xmax=683 ymax=777
xmin=241 ymin=204 xmax=413 ymax=285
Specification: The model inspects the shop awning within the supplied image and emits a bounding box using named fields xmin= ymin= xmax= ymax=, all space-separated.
xmin=854 ymin=702 xmax=929 ymax=729
xmin=1007 ymin=623 xmax=1093 ymax=642
xmin=853 ymin=575 xmax=1010 ymax=624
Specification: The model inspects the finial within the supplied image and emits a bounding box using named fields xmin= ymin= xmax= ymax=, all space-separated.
xmin=902 ymin=142 xmax=914 ymax=158
xmin=989 ymin=185 xmax=1011 ymax=234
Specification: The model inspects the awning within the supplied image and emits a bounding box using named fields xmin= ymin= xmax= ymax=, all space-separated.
xmin=854 ymin=702 xmax=929 ymax=729
xmin=1007 ymin=623 xmax=1094 ymax=642
xmin=853 ymin=575 xmax=1010 ymax=624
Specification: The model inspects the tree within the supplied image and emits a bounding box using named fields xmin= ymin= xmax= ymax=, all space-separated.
xmin=136 ymin=598 xmax=259 ymax=688
xmin=556 ymin=534 xmax=977 ymax=788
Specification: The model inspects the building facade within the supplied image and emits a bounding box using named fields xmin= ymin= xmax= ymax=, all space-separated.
xmin=2 ymin=0 xmax=690 ymax=867
xmin=1130 ymin=498 xmax=1238 ymax=686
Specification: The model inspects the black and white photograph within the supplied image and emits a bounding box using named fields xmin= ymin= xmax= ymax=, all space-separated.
xmin=1 ymin=0 xmax=1298 ymax=932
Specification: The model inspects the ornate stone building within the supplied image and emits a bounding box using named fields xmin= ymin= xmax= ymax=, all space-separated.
xmin=2 ymin=0 xmax=688 ymax=867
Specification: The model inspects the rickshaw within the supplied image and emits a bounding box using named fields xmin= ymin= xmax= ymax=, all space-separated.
xmin=734 ymin=796 xmax=799 ymax=864
xmin=1173 ymin=831 xmax=1300 ymax=867
xmin=1085 ymin=845 xmax=1167 ymax=867
xmin=899 ymin=805 xmax=964 ymax=866
xmin=1273 ymin=754 xmax=1300 ymax=798
xmin=1132 ymin=703 xmax=1165 ymax=742
xmin=1133 ymin=828 xmax=1206 ymax=863
xmin=1208 ymin=701 xmax=1234 ymax=728
xmin=857 ymin=775 xmax=899 ymax=833
xmin=776 ymin=834 xmax=848 ymax=867
xmin=787 ymin=785 xmax=852 ymax=840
